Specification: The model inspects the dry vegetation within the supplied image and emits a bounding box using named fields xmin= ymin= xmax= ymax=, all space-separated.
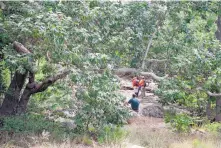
xmin=1 ymin=116 xmax=221 ymax=148
xmin=125 ymin=116 xmax=221 ymax=148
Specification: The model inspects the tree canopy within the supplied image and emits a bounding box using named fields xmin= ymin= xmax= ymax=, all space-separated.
xmin=1 ymin=0 xmax=221 ymax=135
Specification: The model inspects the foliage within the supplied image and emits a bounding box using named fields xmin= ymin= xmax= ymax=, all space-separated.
xmin=1 ymin=0 xmax=221 ymax=139
xmin=97 ymin=124 xmax=128 ymax=145
xmin=165 ymin=113 xmax=193 ymax=133
xmin=73 ymin=70 xmax=129 ymax=133
xmin=155 ymin=1 xmax=221 ymax=118
xmin=203 ymin=122 xmax=221 ymax=134
xmin=0 ymin=113 xmax=76 ymax=140
xmin=0 ymin=61 xmax=10 ymax=94
xmin=192 ymin=139 xmax=215 ymax=148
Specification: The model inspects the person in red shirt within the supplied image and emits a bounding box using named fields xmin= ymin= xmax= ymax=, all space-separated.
xmin=132 ymin=76 xmax=139 ymax=97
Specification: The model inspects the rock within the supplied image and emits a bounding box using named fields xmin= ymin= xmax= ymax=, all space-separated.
xmin=141 ymin=95 xmax=159 ymax=103
xmin=121 ymin=85 xmax=134 ymax=90
xmin=129 ymin=111 xmax=140 ymax=117
xmin=141 ymin=104 xmax=163 ymax=118
xmin=122 ymin=142 xmax=145 ymax=148
xmin=62 ymin=110 xmax=76 ymax=118
xmin=55 ymin=117 xmax=76 ymax=130
xmin=163 ymin=105 xmax=191 ymax=115
xmin=190 ymin=129 xmax=207 ymax=137
xmin=42 ymin=130 xmax=50 ymax=140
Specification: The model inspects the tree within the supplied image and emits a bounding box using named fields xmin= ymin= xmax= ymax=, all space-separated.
xmin=0 ymin=1 xmax=132 ymax=118
xmin=0 ymin=41 xmax=70 ymax=115
xmin=156 ymin=1 xmax=221 ymax=121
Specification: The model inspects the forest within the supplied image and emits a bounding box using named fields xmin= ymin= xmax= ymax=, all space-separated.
xmin=1 ymin=1 xmax=221 ymax=148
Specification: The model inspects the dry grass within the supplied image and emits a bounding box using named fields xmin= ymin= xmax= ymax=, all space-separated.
xmin=126 ymin=123 xmax=221 ymax=148
xmin=1 ymin=130 xmax=221 ymax=148
xmin=1 ymin=116 xmax=221 ymax=148
xmin=122 ymin=116 xmax=221 ymax=148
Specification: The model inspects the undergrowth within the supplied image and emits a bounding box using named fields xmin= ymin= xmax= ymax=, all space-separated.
xmin=0 ymin=113 xmax=76 ymax=141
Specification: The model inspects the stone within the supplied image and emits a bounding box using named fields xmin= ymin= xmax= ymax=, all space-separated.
xmin=129 ymin=110 xmax=140 ymax=117
xmin=163 ymin=105 xmax=191 ymax=115
xmin=141 ymin=104 xmax=163 ymax=118
xmin=55 ymin=117 xmax=76 ymax=130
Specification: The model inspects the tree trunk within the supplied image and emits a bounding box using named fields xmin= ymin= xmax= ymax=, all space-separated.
xmin=0 ymin=69 xmax=70 ymax=115
xmin=215 ymin=16 xmax=221 ymax=42
xmin=141 ymin=30 xmax=157 ymax=70
xmin=206 ymin=98 xmax=213 ymax=120
xmin=16 ymin=89 xmax=32 ymax=114
xmin=214 ymin=16 xmax=221 ymax=121
xmin=0 ymin=71 xmax=27 ymax=115
xmin=0 ymin=41 xmax=70 ymax=116
xmin=215 ymin=97 xmax=221 ymax=121
xmin=207 ymin=91 xmax=221 ymax=122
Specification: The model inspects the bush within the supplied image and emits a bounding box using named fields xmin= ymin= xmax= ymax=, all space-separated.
xmin=97 ymin=124 xmax=128 ymax=145
xmin=165 ymin=113 xmax=193 ymax=133
xmin=204 ymin=122 xmax=221 ymax=134
xmin=73 ymin=71 xmax=130 ymax=133
xmin=0 ymin=113 xmax=75 ymax=140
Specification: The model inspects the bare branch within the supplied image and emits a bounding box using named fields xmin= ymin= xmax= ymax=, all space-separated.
xmin=13 ymin=41 xmax=31 ymax=54
xmin=46 ymin=51 xmax=51 ymax=62
xmin=141 ymin=30 xmax=157 ymax=70
xmin=207 ymin=91 xmax=221 ymax=97
xmin=114 ymin=68 xmax=167 ymax=81
xmin=146 ymin=59 xmax=167 ymax=63
xmin=140 ymin=72 xmax=168 ymax=81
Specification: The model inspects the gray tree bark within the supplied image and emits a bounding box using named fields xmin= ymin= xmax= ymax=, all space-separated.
xmin=0 ymin=42 xmax=70 ymax=115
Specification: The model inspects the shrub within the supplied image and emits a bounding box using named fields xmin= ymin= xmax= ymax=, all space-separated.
xmin=204 ymin=122 xmax=221 ymax=134
xmin=0 ymin=113 xmax=75 ymax=141
xmin=97 ymin=124 xmax=128 ymax=145
xmin=73 ymin=71 xmax=130 ymax=133
xmin=165 ymin=113 xmax=193 ymax=133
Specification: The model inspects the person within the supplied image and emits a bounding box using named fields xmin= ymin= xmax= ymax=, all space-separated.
xmin=132 ymin=76 xmax=139 ymax=97
xmin=137 ymin=76 xmax=146 ymax=97
xmin=125 ymin=94 xmax=140 ymax=112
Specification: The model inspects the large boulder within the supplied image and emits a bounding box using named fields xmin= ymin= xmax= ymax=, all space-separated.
xmin=55 ymin=117 xmax=76 ymax=130
xmin=163 ymin=105 xmax=191 ymax=115
xmin=141 ymin=103 xmax=163 ymax=118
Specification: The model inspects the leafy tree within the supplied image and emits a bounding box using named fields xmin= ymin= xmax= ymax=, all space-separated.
xmin=156 ymin=1 xmax=221 ymax=121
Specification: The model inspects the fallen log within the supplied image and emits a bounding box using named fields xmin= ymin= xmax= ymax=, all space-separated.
xmin=114 ymin=68 xmax=167 ymax=81
xmin=140 ymin=72 xmax=168 ymax=81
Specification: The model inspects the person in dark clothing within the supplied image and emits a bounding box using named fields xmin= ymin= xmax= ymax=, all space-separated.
xmin=125 ymin=94 xmax=140 ymax=112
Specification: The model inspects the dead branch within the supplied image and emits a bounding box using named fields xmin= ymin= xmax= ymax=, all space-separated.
xmin=140 ymin=72 xmax=168 ymax=81
xmin=146 ymin=59 xmax=167 ymax=63
xmin=114 ymin=68 xmax=167 ymax=81
xmin=207 ymin=91 xmax=221 ymax=97
xmin=13 ymin=41 xmax=31 ymax=54
xmin=46 ymin=51 xmax=51 ymax=61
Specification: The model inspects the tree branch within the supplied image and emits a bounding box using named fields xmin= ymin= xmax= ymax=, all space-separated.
xmin=141 ymin=29 xmax=157 ymax=70
xmin=46 ymin=51 xmax=51 ymax=62
xmin=31 ymin=70 xmax=70 ymax=93
xmin=140 ymin=72 xmax=168 ymax=81
xmin=146 ymin=59 xmax=167 ymax=63
xmin=114 ymin=68 xmax=167 ymax=81
xmin=207 ymin=91 xmax=221 ymax=97
xmin=13 ymin=41 xmax=31 ymax=54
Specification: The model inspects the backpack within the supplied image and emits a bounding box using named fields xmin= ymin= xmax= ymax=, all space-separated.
xmin=135 ymin=80 xmax=139 ymax=86
xmin=132 ymin=79 xmax=139 ymax=87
